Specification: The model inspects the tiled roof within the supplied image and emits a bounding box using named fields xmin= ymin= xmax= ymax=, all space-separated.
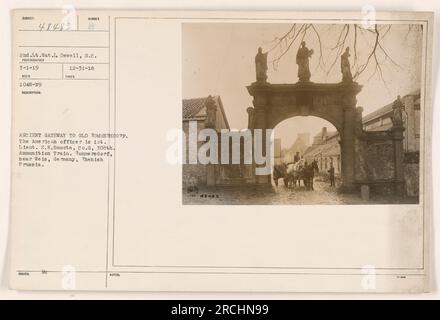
xmin=182 ymin=97 xmax=211 ymax=120
xmin=313 ymin=130 xmax=337 ymax=138
xmin=362 ymin=89 xmax=421 ymax=123
xmin=367 ymin=122 xmax=393 ymax=131
xmin=362 ymin=102 xmax=393 ymax=123
xmin=182 ymin=95 xmax=230 ymax=129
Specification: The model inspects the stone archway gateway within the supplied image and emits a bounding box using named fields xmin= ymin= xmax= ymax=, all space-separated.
xmin=247 ymin=81 xmax=361 ymax=191
xmin=208 ymin=46 xmax=406 ymax=197
xmin=241 ymin=45 xmax=406 ymax=195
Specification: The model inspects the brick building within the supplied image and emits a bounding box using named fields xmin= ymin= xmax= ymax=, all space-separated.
xmin=362 ymin=90 xmax=420 ymax=152
xmin=303 ymin=127 xmax=341 ymax=174
xmin=182 ymin=95 xmax=230 ymax=187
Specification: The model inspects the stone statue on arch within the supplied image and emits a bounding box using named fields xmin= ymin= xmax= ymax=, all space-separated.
xmin=255 ymin=47 xmax=268 ymax=82
xmin=341 ymin=47 xmax=353 ymax=82
xmin=296 ymin=41 xmax=313 ymax=82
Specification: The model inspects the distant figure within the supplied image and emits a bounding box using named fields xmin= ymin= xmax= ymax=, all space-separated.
xmin=255 ymin=47 xmax=268 ymax=82
xmin=294 ymin=152 xmax=300 ymax=163
xmin=296 ymin=41 xmax=313 ymax=82
xmin=341 ymin=47 xmax=353 ymax=82
xmin=328 ymin=163 xmax=335 ymax=187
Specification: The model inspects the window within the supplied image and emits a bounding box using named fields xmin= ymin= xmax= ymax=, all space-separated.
xmin=382 ymin=117 xmax=392 ymax=125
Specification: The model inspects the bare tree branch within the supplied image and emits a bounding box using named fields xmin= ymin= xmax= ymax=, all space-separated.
xmin=265 ymin=22 xmax=415 ymax=86
xmin=326 ymin=25 xmax=350 ymax=76
xmin=354 ymin=24 xmax=380 ymax=79
xmin=310 ymin=24 xmax=326 ymax=71
xmin=269 ymin=24 xmax=306 ymax=70
xmin=266 ymin=24 xmax=296 ymax=53
xmin=353 ymin=25 xmax=358 ymax=69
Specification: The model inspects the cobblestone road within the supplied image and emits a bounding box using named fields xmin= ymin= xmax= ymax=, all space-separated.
xmin=183 ymin=178 xmax=418 ymax=205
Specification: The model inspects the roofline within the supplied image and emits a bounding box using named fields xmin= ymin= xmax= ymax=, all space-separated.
xmin=182 ymin=117 xmax=205 ymax=122
xmin=362 ymin=88 xmax=421 ymax=123
xmin=363 ymin=109 xmax=393 ymax=124
xmin=216 ymin=96 xmax=230 ymax=129
xmin=182 ymin=95 xmax=230 ymax=129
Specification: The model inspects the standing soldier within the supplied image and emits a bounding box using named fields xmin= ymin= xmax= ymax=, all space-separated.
xmin=328 ymin=162 xmax=335 ymax=187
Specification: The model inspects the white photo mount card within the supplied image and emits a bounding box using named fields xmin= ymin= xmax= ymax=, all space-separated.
xmin=9 ymin=9 xmax=433 ymax=292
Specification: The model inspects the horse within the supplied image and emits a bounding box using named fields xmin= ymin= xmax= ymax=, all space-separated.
xmin=285 ymin=162 xmax=297 ymax=188
xmin=303 ymin=160 xmax=319 ymax=190
xmin=273 ymin=162 xmax=298 ymax=188
xmin=273 ymin=163 xmax=288 ymax=187
xmin=286 ymin=160 xmax=305 ymax=188
xmin=286 ymin=160 xmax=319 ymax=190
xmin=273 ymin=160 xmax=319 ymax=190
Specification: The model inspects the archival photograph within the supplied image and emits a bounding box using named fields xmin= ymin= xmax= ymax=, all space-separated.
xmin=182 ymin=22 xmax=424 ymax=205
xmin=8 ymin=9 xmax=432 ymax=294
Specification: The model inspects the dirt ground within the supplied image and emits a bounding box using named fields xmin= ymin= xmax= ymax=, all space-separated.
xmin=182 ymin=178 xmax=419 ymax=205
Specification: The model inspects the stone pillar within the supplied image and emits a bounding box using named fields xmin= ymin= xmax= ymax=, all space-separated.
xmin=206 ymin=162 xmax=216 ymax=186
xmin=247 ymin=107 xmax=255 ymax=129
xmin=392 ymin=126 xmax=405 ymax=195
xmin=253 ymin=96 xmax=271 ymax=185
xmin=391 ymin=96 xmax=405 ymax=196
xmin=205 ymin=95 xmax=217 ymax=128
xmin=205 ymin=96 xmax=217 ymax=186
xmin=340 ymin=97 xmax=357 ymax=192
xmin=355 ymin=106 xmax=364 ymax=134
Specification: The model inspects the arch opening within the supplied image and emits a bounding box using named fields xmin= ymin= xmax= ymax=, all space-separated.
xmin=272 ymin=116 xmax=342 ymax=189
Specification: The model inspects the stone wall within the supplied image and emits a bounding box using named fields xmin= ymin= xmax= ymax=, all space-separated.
xmin=402 ymin=94 xmax=420 ymax=152
xmin=404 ymin=151 xmax=419 ymax=197
xmin=354 ymin=137 xmax=396 ymax=195
xmin=182 ymin=120 xmax=207 ymax=187
xmin=214 ymin=135 xmax=254 ymax=185
xmin=182 ymin=126 xmax=255 ymax=187
xmin=215 ymin=164 xmax=246 ymax=185
xmin=183 ymin=164 xmax=207 ymax=187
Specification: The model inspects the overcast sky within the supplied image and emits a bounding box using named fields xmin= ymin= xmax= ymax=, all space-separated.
xmin=182 ymin=23 xmax=423 ymax=149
